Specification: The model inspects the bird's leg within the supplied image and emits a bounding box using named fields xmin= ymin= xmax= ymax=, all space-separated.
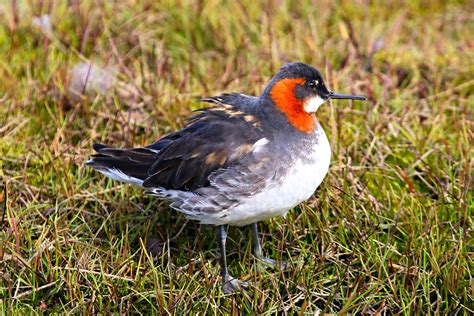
xmin=217 ymin=225 xmax=247 ymax=294
xmin=251 ymin=222 xmax=264 ymax=260
xmin=251 ymin=222 xmax=288 ymax=271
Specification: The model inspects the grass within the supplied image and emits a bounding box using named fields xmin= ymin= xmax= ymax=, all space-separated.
xmin=0 ymin=0 xmax=472 ymax=314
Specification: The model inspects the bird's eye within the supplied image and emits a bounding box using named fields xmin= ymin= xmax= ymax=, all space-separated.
xmin=308 ymin=80 xmax=319 ymax=89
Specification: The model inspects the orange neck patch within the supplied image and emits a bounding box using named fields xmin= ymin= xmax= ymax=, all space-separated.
xmin=269 ymin=78 xmax=315 ymax=133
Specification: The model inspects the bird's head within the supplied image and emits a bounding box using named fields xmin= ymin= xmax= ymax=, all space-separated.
xmin=263 ymin=62 xmax=366 ymax=133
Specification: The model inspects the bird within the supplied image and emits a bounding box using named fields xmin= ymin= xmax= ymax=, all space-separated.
xmin=87 ymin=62 xmax=367 ymax=294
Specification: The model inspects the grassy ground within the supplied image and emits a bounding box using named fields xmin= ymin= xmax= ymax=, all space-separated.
xmin=0 ymin=0 xmax=472 ymax=314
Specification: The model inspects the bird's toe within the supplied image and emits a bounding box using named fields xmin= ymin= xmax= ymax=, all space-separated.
xmin=255 ymin=257 xmax=289 ymax=272
xmin=222 ymin=275 xmax=248 ymax=294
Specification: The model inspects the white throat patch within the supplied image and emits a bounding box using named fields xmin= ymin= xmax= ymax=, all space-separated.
xmin=304 ymin=95 xmax=327 ymax=113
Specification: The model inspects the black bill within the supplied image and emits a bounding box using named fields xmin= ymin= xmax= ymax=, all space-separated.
xmin=329 ymin=92 xmax=367 ymax=101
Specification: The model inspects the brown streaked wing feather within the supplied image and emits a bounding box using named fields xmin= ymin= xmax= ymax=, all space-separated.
xmin=143 ymin=106 xmax=263 ymax=190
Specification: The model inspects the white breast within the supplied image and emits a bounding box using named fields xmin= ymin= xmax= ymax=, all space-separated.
xmin=223 ymin=128 xmax=331 ymax=226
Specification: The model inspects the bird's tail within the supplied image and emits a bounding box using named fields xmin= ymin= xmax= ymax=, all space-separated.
xmin=86 ymin=143 xmax=158 ymax=186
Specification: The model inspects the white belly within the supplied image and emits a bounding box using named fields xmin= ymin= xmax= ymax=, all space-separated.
xmin=224 ymin=129 xmax=331 ymax=226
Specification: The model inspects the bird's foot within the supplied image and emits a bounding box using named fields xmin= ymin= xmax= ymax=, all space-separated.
xmin=222 ymin=275 xmax=248 ymax=294
xmin=255 ymin=257 xmax=289 ymax=272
